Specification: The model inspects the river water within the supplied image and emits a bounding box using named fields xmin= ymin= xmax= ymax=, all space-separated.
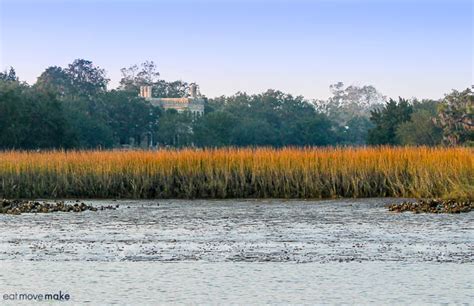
xmin=0 ymin=199 xmax=472 ymax=304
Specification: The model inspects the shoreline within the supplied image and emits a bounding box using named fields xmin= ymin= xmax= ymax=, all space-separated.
xmin=1 ymin=197 xmax=472 ymax=215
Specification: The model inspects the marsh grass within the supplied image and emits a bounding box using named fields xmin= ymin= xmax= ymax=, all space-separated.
xmin=0 ymin=147 xmax=472 ymax=199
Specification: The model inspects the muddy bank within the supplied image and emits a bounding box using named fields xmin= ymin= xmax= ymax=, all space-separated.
xmin=0 ymin=199 xmax=118 ymax=215
xmin=388 ymin=199 xmax=473 ymax=214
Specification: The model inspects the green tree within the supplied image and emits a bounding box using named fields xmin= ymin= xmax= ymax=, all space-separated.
xmin=120 ymin=61 xmax=161 ymax=92
xmin=34 ymin=60 xmax=115 ymax=148
xmin=102 ymin=90 xmax=159 ymax=146
xmin=66 ymin=59 xmax=109 ymax=97
xmin=0 ymin=77 xmax=73 ymax=149
xmin=286 ymin=114 xmax=335 ymax=146
xmin=0 ymin=67 xmax=18 ymax=82
xmin=153 ymin=80 xmax=189 ymax=98
xmin=367 ymin=98 xmax=413 ymax=145
xmin=35 ymin=66 xmax=71 ymax=97
xmin=155 ymin=110 xmax=194 ymax=147
xmin=434 ymin=88 xmax=473 ymax=146
xmin=203 ymin=90 xmax=336 ymax=147
xmin=119 ymin=61 xmax=189 ymax=97
xmin=194 ymin=111 xmax=238 ymax=147
xmin=396 ymin=100 xmax=442 ymax=146
xmin=338 ymin=116 xmax=374 ymax=145
xmin=53 ymin=95 xmax=113 ymax=148
xmin=0 ymin=79 xmax=26 ymax=148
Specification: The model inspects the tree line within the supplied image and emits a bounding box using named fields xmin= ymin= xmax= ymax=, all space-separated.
xmin=0 ymin=59 xmax=472 ymax=150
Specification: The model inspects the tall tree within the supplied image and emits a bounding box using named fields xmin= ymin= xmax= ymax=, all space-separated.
xmin=120 ymin=61 xmax=161 ymax=92
xmin=194 ymin=111 xmax=238 ymax=147
xmin=367 ymin=98 xmax=413 ymax=145
xmin=0 ymin=67 xmax=18 ymax=82
xmin=66 ymin=59 xmax=109 ymax=97
xmin=34 ymin=60 xmax=114 ymax=148
xmin=315 ymin=82 xmax=385 ymax=145
xmin=434 ymin=88 xmax=473 ymax=146
xmin=119 ymin=61 xmax=189 ymax=97
xmin=315 ymin=82 xmax=385 ymax=123
xmin=202 ymin=90 xmax=336 ymax=147
xmin=155 ymin=110 xmax=194 ymax=147
xmin=153 ymin=79 xmax=189 ymax=98
xmin=396 ymin=99 xmax=442 ymax=146
xmin=0 ymin=77 xmax=73 ymax=149
xmin=338 ymin=116 xmax=374 ymax=145
xmin=35 ymin=66 xmax=71 ymax=97
xmin=102 ymin=90 xmax=159 ymax=146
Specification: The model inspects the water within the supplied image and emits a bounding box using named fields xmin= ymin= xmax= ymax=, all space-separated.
xmin=0 ymin=199 xmax=473 ymax=304
xmin=1 ymin=261 xmax=472 ymax=304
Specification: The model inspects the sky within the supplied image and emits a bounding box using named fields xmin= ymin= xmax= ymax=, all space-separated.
xmin=0 ymin=0 xmax=472 ymax=100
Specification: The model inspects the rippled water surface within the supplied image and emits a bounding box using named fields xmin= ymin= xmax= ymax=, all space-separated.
xmin=0 ymin=199 xmax=473 ymax=304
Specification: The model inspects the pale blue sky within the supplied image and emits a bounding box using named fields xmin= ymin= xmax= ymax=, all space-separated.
xmin=0 ymin=0 xmax=472 ymax=100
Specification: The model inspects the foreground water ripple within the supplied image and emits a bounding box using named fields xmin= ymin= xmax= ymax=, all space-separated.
xmin=1 ymin=199 xmax=473 ymax=304
xmin=0 ymin=198 xmax=472 ymax=263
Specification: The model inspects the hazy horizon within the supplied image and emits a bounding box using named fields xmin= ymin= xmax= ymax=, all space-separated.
xmin=1 ymin=0 xmax=472 ymax=100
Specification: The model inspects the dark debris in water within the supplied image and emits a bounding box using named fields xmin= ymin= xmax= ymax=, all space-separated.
xmin=0 ymin=199 xmax=118 ymax=215
xmin=388 ymin=199 xmax=473 ymax=214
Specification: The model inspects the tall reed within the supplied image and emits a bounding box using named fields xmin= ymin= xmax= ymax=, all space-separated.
xmin=0 ymin=147 xmax=472 ymax=199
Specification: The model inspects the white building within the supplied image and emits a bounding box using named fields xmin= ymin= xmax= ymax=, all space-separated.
xmin=139 ymin=84 xmax=205 ymax=115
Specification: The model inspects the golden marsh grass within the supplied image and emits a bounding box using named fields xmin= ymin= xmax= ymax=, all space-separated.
xmin=0 ymin=147 xmax=472 ymax=199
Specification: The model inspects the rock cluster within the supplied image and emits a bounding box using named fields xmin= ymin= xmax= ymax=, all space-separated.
xmin=0 ymin=199 xmax=110 ymax=215
xmin=388 ymin=199 xmax=473 ymax=214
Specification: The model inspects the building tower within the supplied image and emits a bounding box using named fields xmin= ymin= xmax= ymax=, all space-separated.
xmin=189 ymin=84 xmax=198 ymax=98
xmin=139 ymin=86 xmax=152 ymax=98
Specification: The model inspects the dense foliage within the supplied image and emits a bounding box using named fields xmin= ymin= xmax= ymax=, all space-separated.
xmin=0 ymin=59 xmax=472 ymax=149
